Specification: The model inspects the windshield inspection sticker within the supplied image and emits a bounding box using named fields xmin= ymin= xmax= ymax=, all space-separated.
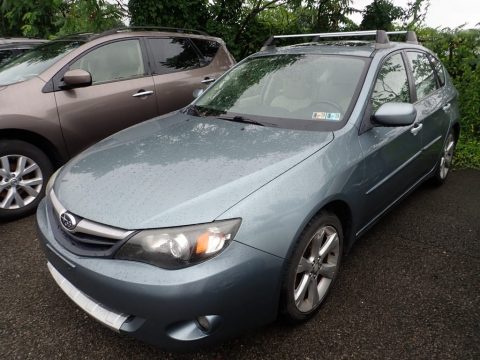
xmin=312 ymin=112 xmax=341 ymax=121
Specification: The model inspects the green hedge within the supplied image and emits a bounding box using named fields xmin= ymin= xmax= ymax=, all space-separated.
xmin=420 ymin=28 xmax=480 ymax=169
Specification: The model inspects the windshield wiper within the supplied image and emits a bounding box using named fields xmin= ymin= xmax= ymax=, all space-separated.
xmin=218 ymin=115 xmax=277 ymax=127
xmin=184 ymin=104 xmax=203 ymax=117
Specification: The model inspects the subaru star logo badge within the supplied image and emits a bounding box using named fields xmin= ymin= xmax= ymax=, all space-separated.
xmin=60 ymin=212 xmax=77 ymax=231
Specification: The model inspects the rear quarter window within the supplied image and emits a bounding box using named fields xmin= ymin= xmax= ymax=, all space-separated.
xmin=191 ymin=39 xmax=220 ymax=64
xmin=428 ymin=54 xmax=446 ymax=87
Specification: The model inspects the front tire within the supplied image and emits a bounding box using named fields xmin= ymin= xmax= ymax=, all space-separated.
xmin=281 ymin=211 xmax=343 ymax=323
xmin=0 ymin=140 xmax=53 ymax=221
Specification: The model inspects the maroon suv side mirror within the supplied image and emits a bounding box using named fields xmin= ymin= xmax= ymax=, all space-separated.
xmin=62 ymin=69 xmax=92 ymax=89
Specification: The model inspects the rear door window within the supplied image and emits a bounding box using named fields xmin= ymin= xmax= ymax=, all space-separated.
xmin=147 ymin=38 xmax=200 ymax=74
xmin=407 ymin=51 xmax=438 ymax=101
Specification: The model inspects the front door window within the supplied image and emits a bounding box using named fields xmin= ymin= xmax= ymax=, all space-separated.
xmin=70 ymin=40 xmax=145 ymax=84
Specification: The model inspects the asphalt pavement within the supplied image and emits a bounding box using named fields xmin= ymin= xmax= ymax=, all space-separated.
xmin=1 ymin=170 xmax=479 ymax=359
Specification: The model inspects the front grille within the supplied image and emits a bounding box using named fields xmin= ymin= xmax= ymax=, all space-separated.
xmin=47 ymin=191 xmax=134 ymax=257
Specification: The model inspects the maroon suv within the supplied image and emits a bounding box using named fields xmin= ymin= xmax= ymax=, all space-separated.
xmin=0 ymin=27 xmax=235 ymax=220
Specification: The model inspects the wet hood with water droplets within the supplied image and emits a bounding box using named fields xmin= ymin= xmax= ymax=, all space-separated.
xmin=55 ymin=113 xmax=333 ymax=229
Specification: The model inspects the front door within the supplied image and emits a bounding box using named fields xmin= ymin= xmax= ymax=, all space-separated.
xmin=55 ymin=39 xmax=158 ymax=156
xmin=358 ymin=52 xmax=424 ymax=228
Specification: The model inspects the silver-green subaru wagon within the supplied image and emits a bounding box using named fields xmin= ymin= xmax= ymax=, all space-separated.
xmin=37 ymin=30 xmax=459 ymax=350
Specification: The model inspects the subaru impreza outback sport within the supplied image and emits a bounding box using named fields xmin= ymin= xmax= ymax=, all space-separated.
xmin=0 ymin=27 xmax=235 ymax=220
xmin=37 ymin=30 xmax=459 ymax=350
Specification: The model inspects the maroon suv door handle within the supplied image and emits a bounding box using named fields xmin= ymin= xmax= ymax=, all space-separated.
xmin=201 ymin=77 xmax=216 ymax=84
xmin=132 ymin=90 xmax=154 ymax=98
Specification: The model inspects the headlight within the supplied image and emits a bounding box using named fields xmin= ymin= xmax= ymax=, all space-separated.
xmin=45 ymin=167 xmax=62 ymax=195
xmin=115 ymin=218 xmax=241 ymax=269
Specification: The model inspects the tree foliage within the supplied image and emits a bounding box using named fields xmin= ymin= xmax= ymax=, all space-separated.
xmin=0 ymin=0 xmax=126 ymax=38
xmin=420 ymin=27 xmax=480 ymax=168
xmin=56 ymin=0 xmax=125 ymax=36
xmin=360 ymin=0 xmax=403 ymax=31
xmin=402 ymin=0 xmax=430 ymax=29
xmin=0 ymin=0 xmax=60 ymax=37
xmin=129 ymin=0 xmax=361 ymax=58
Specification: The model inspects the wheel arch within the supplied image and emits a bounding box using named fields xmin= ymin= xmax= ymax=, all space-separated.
xmin=278 ymin=197 xmax=354 ymax=320
xmin=321 ymin=200 xmax=354 ymax=252
xmin=286 ymin=197 xmax=355 ymax=260
xmin=0 ymin=129 xmax=66 ymax=167
xmin=452 ymin=121 xmax=460 ymax=141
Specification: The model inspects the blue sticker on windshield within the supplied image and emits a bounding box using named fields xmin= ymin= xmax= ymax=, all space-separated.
xmin=312 ymin=112 xmax=341 ymax=121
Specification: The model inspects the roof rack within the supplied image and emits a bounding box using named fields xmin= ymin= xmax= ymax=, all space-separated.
xmin=91 ymin=26 xmax=209 ymax=40
xmin=261 ymin=30 xmax=418 ymax=50
xmin=53 ymin=32 xmax=94 ymax=40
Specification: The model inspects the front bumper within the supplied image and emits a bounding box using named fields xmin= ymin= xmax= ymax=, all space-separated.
xmin=36 ymin=199 xmax=284 ymax=350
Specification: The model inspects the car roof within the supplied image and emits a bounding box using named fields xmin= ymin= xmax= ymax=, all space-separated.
xmin=53 ymin=27 xmax=224 ymax=44
xmin=254 ymin=30 xmax=429 ymax=59
xmin=256 ymin=40 xmax=427 ymax=58
xmin=258 ymin=41 xmax=377 ymax=57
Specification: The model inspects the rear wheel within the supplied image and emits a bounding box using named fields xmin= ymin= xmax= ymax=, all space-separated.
xmin=0 ymin=140 xmax=53 ymax=221
xmin=432 ymin=131 xmax=456 ymax=185
xmin=281 ymin=212 xmax=343 ymax=323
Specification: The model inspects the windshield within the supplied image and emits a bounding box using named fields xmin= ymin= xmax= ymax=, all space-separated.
xmin=0 ymin=40 xmax=83 ymax=86
xmin=195 ymin=54 xmax=368 ymax=130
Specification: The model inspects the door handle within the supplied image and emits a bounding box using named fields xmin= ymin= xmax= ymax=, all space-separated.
xmin=132 ymin=90 xmax=154 ymax=97
xmin=410 ymin=123 xmax=423 ymax=136
xmin=201 ymin=77 xmax=215 ymax=84
xmin=442 ymin=103 xmax=451 ymax=112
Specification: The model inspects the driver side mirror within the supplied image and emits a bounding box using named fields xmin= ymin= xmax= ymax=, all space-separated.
xmin=372 ymin=102 xmax=417 ymax=127
xmin=61 ymin=69 xmax=92 ymax=89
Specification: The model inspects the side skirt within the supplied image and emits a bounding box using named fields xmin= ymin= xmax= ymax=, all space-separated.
xmin=354 ymin=166 xmax=435 ymax=239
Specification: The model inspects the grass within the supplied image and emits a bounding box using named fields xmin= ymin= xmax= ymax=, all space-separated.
xmin=454 ymin=134 xmax=480 ymax=169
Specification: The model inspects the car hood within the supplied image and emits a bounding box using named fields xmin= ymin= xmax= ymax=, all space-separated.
xmin=55 ymin=113 xmax=333 ymax=229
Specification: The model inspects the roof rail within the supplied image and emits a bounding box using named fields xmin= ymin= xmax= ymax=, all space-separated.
xmin=261 ymin=30 xmax=418 ymax=50
xmin=91 ymin=26 xmax=209 ymax=40
xmin=52 ymin=32 xmax=94 ymax=40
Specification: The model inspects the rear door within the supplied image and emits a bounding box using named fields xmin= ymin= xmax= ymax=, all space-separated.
xmin=358 ymin=52 xmax=424 ymax=227
xmin=405 ymin=51 xmax=451 ymax=173
xmin=54 ymin=38 xmax=158 ymax=156
xmin=146 ymin=37 xmax=225 ymax=114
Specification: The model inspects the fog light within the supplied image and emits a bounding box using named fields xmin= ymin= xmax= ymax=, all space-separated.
xmin=196 ymin=316 xmax=211 ymax=332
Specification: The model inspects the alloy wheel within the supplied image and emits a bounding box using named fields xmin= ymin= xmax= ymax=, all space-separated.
xmin=439 ymin=133 xmax=455 ymax=180
xmin=293 ymin=225 xmax=340 ymax=313
xmin=0 ymin=154 xmax=43 ymax=210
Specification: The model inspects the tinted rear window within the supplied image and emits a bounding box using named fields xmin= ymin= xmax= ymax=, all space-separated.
xmin=147 ymin=38 xmax=200 ymax=74
xmin=191 ymin=39 xmax=220 ymax=63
